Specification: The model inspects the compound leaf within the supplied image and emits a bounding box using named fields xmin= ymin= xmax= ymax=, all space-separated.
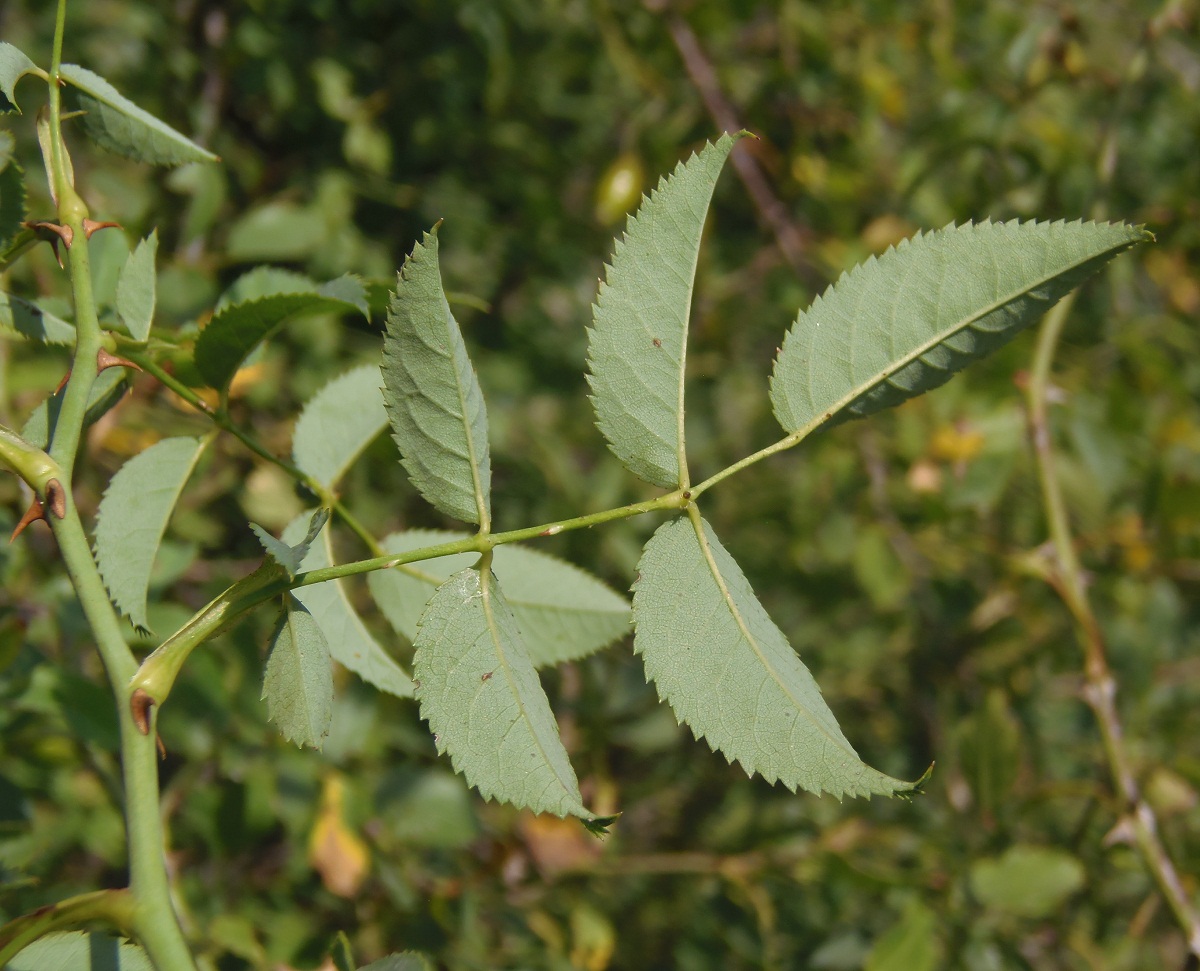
xmin=413 ymin=565 xmax=591 ymax=818
xmin=370 ymin=530 xmax=629 ymax=667
xmin=195 ymin=273 xmax=367 ymax=389
xmin=0 ymin=291 xmax=74 ymax=344
xmin=382 ymin=227 xmax=491 ymax=525
xmin=284 ymin=513 xmax=414 ymax=698
xmin=94 ymin=436 xmax=207 ymax=632
xmin=115 ymin=230 xmax=158 ymax=342
xmin=59 ymin=63 xmax=217 ymax=166
xmin=770 ymin=219 xmax=1151 ymax=435
xmin=586 ymin=132 xmax=745 ymax=488
xmin=0 ymin=42 xmax=39 ymax=114
xmin=293 ymin=364 xmax=389 ymax=491
xmin=5 ymin=932 xmax=152 ymax=971
xmin=633 ymin=515 xmax=917 ymax=799
xmin=263 ymin=594 xmax=333 ymax=749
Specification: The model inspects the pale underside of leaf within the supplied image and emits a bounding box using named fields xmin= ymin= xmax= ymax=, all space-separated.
xmin=633 ymin=515 xmax=915 ymax=799
xmin=0 ymin=42 xmax=40 ymax=114
xmin=284 ymin=513 xmax=414 ymax=698
xmin=413 ymin=566 xmax=590 ymax=818
xmin=0 ymin=291 xmax=75 ymax=344
xmin=116 ymin=230 xmax=158 ymax=342
xmin=770 ymin=219 xmax=1151 ymax=435
xmin=94 ymin=436 xmax=207 ymax=632
xmin=252 ymin=507 xmax=329 ymax=579
xmin=369 ymin=530 xmax=630 ymax=667
xmin=263 ymin=594 xmax=333 ymax=749
xmin=194 ymin=276 xmax=368 ymax=390
xmin=292 ymin=363 xmax=389 ymax=491
xmin=586 ymin=132 xmax=745 ymax=488
xmin=59 ymin=63 xmax=217 ymax=166
xmin=382 ymin=228 xmax=491 ymax=525
xmin=6 ymin=931 xmax=153 ymax=971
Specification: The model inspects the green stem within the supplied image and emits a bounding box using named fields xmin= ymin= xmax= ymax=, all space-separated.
xmin=133 ymin=488 xmax=689 ymax=705
xmin=33 ymin=8 xmax=200 ymax=966
xmin=690 ymin=428 xmax=806 ymax=499
xmin=49 ymin=434 xmax=199 ymax=971
xmin=47 ymin=0 xmax=69 ymax=204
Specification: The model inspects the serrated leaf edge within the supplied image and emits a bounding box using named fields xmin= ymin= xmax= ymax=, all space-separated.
xmin=633 ymin=512 xmax=916 ymax=800
xmin=93 ymin=436 xmax=208 ymax=633
xmin=769 ymin=218 xmax=1151 ymax=435
xmin=585 ymin=132 xmax=746 ymax=488
xmin=413 ymin=566 xmax=588 ymax=818
xmin=382 ymin=227 xmax=492 ymax=526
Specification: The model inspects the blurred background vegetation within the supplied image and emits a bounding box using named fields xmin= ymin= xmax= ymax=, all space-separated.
xmin=1 ymin=1 xmax=1199 ymax=968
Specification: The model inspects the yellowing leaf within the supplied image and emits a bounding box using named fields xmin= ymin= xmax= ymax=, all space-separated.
xmin=309 ymin=775 xmax=369 ymax=898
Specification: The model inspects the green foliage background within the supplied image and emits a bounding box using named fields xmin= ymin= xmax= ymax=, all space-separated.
xmin=2 ymin=2 xmax=1198 ymax=968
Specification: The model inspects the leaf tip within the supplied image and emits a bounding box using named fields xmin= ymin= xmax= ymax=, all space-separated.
xmin=581 ymin=813 xmax=620 ymax=837
xmin=898 ymin=762 xmax=936 ymax=800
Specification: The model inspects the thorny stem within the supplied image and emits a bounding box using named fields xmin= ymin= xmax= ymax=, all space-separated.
xmin=1021 ymin=4 xmax=1200 ymax=955
xmin=11 ymin=6 xmax=202 ymax=968
xmin=1026 ymin=298 xmax=1200 ymax=958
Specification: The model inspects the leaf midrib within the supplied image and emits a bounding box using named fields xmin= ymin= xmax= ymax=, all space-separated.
xmin=685 ymin=509 xmax=852 ymax=758
xmin=478 ymin=568 xmax=578 ymax=807
xmin=788 ymin=233 xmax=1131 ymax=432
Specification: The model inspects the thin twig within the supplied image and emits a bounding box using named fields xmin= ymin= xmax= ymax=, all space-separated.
xmin=124 ymin=349 xmax=384 ymax=556
xmin=653 ymin=6 xmax=817 ymax=281
xmin=1027 ymin=299 xmax=1200 ymax=959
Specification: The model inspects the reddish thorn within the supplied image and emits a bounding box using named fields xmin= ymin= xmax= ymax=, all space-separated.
xmin=10 ymin=497 xmax=46 ymax=541
xmin=44 ymin=479 xmax=67 ymax=519
xmin=24 ymin=220 xmax=74 ymax=249
xmin=82 ymin=219 xmax=122 ymax=239
xmin=54 ymin=369 xmax=72 ymax=394
xmin=156 ymin=735 xmax=167 ymax=760
xmin=131 ymin=689 xmax=155 ymax=735
xmin=97 ymin=348 xmax=142 ymax=373
xmin=24 ymin=221 xmax=74 ymax=267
